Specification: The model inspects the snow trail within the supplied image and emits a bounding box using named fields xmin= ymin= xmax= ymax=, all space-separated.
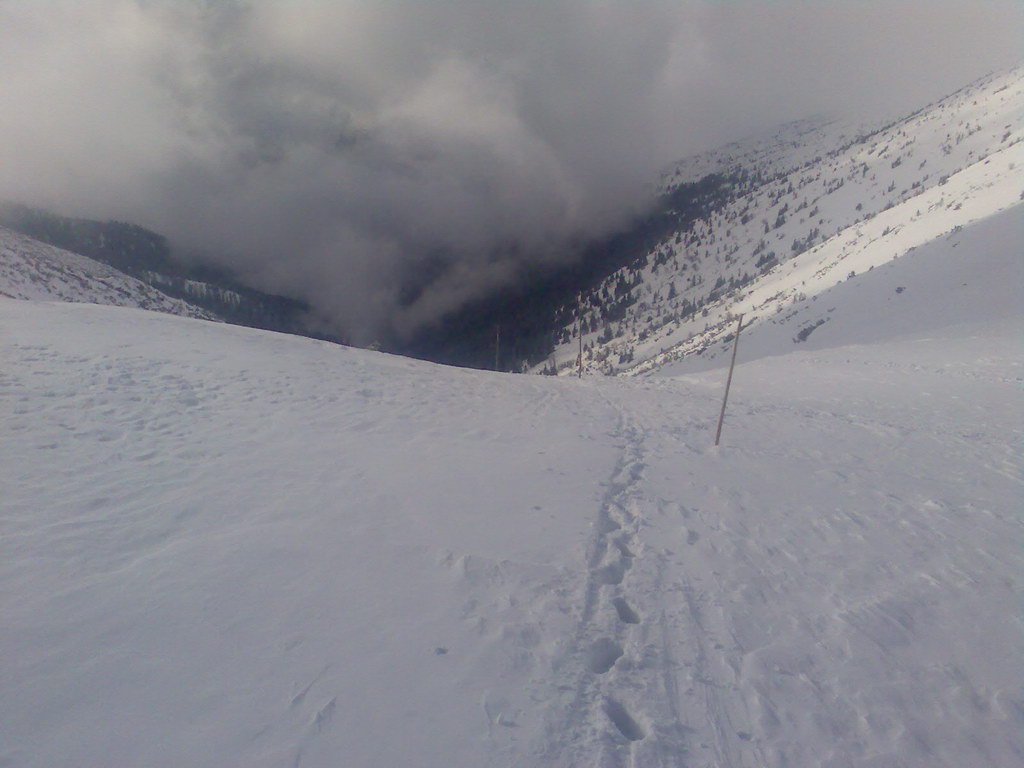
xmin=2 ymin=291 xmax=1022 ymax=767
xmin=534 ymin=403 xmax=688 ymax=767
xmin=596 ymin=331 xmax=1023 ymax=766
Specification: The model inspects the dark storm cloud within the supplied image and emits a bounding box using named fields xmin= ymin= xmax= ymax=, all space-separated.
xmin=0 ymin=0 xmax=1019 ymax=341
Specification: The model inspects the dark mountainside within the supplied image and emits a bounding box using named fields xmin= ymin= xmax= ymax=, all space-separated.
xmin=3 ymin=175 xmax=739 ymax=369
xmin=0 ymin=203 xmax=331 ymax=342
xmin=394 ymin=172 xmax=742 ymax=371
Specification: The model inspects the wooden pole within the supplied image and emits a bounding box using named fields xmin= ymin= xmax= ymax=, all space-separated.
xmin=577 ymin=294 xmax=583 ymax=379
xmin=495 ymin=324 xmax=500 ymax=371
xmin=714 ymin=314 xmax=744 ymax=447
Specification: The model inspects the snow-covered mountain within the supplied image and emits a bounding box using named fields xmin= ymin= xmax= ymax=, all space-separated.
xmin=542 ymin=65 xmax=1024 ymax=376
xmin=2 ymin=65 xmax=1022 ymax=768
xmin=3 ymin=196 xmax=1022 ymax=766
xmin=0 ymin=224 xmax=219 ymax=321
xmin=0 ymin=205 xmax=328 ymax=342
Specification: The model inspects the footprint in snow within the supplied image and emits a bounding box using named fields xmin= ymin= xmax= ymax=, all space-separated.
xmin=612 ymin=597 xmax=640 ymax=624
xmin=605 ymin=698 xmax=645 ymax=742
xmin=586 ymin=638 xmax=624 ymax=674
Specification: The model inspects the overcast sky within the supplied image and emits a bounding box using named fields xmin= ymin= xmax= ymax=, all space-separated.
xmin=1 ymin=0 xmax=1019 ymax=341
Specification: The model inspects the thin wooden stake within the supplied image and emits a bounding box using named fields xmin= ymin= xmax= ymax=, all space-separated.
xmin=714 ymin=314 xmax=744 ymax=447
xmin=577 ymin=294 xmax=583 ymax=379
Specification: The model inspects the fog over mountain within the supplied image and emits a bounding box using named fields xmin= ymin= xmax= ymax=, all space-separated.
xmin=1 ymin=0 xmax=1019 ymax=342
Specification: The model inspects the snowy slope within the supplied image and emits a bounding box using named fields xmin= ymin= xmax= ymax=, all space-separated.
xmin=544 ymin=65 xmax=1024 ymax=376
xmin=0 ymin=225 xmax=219 ymax=321
xmin=651 ymin=197 xmax=1024 ymax=376
xmin=3 ymin=193 xmax=1021 ymax=768
xmin=658 ymin=116 xmax=857 ymax=191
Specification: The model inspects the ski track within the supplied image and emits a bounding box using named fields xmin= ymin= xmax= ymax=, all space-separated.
xmin=535 ymin=402 xmax=664 ymax=767
xmin=532 ymin=350 xmax=1023 ymax=767
xmin=536 ymin=390 xmax=717 ymax=768
xmin=532 ymin=380 xmax=773 ymax=768
xmin=623 ymin=356 xmax=1020 ymax=767
xmin=600 ymin=390 xmax=762 ymax=768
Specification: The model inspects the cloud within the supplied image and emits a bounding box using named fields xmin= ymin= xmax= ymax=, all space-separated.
xmin=0 ymin=0 xmax=1019 ymax=341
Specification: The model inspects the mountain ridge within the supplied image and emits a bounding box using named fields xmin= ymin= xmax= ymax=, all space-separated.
xmin=1 ymin=65 xmax=1019 ymax=374
xmin=541 ymin=63 xmax=1024 ymax=376
xmin=0 ymin=203 xmax=336 ymax=342
xmin=0 ymin=224 xmax=220 ymax=322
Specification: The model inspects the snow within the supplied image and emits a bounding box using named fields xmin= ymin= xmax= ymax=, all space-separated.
xmin=3 ymin=192 xmax=1022 ymax=768
xmin=2 ymin=61 xmax=1022 ymax=768
xmin=0 ymin=225 xmax=217 ymax=321
xmin=655 ymin=201 xmax=1024 ymax=376
xmin=1 ymin=304 xmax=623 ymax=767
xmin=544 ymin=64 xmax=1024 ymax=377
xmin=659 ymin=116 xmax=858 ymax=191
